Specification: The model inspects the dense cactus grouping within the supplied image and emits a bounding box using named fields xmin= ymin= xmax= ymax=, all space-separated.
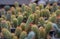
xmin=0 ymin=2 xmax=60 ymax=39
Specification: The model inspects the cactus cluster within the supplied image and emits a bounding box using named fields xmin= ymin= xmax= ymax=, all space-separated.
xmin=0 ymin=2 xmax=60 ymax=39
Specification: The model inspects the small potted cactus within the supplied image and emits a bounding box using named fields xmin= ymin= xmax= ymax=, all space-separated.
xmin=12 ymin=18 xmax=18 ymax=28
xmin=25 ymin=14 xmax=34 ymax=32
xmin=19 ymin=31 xmax=27 ymax=39
xmin=31 ymin=25 xmax=40 ymax=39
xmin=20 ymin=23 xmax=26 ymax=31
xmin=29 ymin=3 xmax=36 ymax=12
xmin=15 ymin=27 xmax=22 ymax=38
xmin=38 ymin=17 xmax=45 ymax=27
xmin=40 ymin=9 xmax=50 ymax=19
xmin=17 ymin=15 xmax=23 ymax=26
xmin=2 ymin=28 xmax=12 ymax=39
xmin=39 ymin=26 xmax=45 ymax=39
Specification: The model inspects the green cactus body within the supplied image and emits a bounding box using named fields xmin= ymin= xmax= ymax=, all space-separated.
xmin=40 ymin=9 xmax=50 ymax=19
xmin=19 ymin=31 xmax=27 ymax=39
xmin=38 ymin=17 xmax=45 ymax=26
xmin=34 ymin=13 xmax=38 ymax=24
xmin=1 ymin=9 xmax=6 ymax=15
xmin=15 ymin=27 xmax=22 ymax=38
xmin=31 ymin=25 xmax=40 ymax=39
xmin=0 ymin=18 xmax=3 ymax=27
xmin=45 ymin=22 xmax=52 ymax=35
xmin=2 ymin=28 xmax=12 ymax=39
xmin=20 ymin=23 xmax=26 ymax=31
xmin=52 ymin=3 xmax=58 ymax=12
xmin=26 ymin=7 xmax=32 ymax=18
xmin=39 ymin=27 xmax=45 ymax=39
xmin=35 ymin=10 xmax=40 ymax=18
xmin=39 ymin=4 xmax=44 ymax=10
xmin=14 ymin=1 xmax=19 ymax=7
xmin=21 ymin=4 xmax=26 ymax=13
xmin=55 ymin=9 xmax=60 ymax=16
xmin=17 ymin=15 xmax=23 ymax=26
xmin=4 ymin=5 xmax=10 ymax=11
xmin=1 ymin=20 xmax=8 ymax=29
xmin=49 ymin=13 xmax=56 ymax=23
xmin=11 ymin=15 xmax=16 ymax=21
xmin=25 ymin=14 xmax=34 ymax=30
xmin=6 ymin=11 xmax=12 ymax=21
xmin=29 ymin=3 xmax=36 ymax=12
xmin=12 ymin=18 xmax=18 ymax=28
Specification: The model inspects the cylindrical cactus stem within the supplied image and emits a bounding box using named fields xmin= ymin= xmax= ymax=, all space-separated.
xmin=25 ymin=14 xmax=34 ymax=31
xmin=4 ymin=5 xmax=10 ymax=11
xmin=1 ymin=20 xmax=8 ymax=29
xmin=20 ymin=23 xmax=26 ymax=31
xmin=31 ymin=25 xmax=40 ymax=39
xmin=39 ymin=4 xmax=44 ymax=10
xmin=39 ymin=27 xmax=45 ymax=39
xmin=29 ymin=3 xmax=36 ymax=12
xmin=19 ymin=31 xmax=27 ymax=39
xmin=17 ymin=15 xmax=23 ymax=26
xmin=49 ymin=13 xmax=56 ymax=23
xmin=45 ymin=22 xmax=52 ymax=37
xmin=35 ymin=10 xmax=40 ymax=18
xmin=40 ymin=9 xmax=50 ymax=19
xmin=14 ymin=1 xmax=19 ymax=8
xmin=12 ymin=18 xmax=18 ymax=28
xmin=11 ymin=15 xmax=16 ymax=22
xmin=2 ymin=28 xmax=12 ymax=39
xmin=6 ymin=11 xmax=12 ymax=21
xmin=38 ymin=17 xmax=45 ymax=26
xmin=21 ymin=4 xmax=26 ymax=13
xmin=15 ymin=27 xmax=22 ymax=38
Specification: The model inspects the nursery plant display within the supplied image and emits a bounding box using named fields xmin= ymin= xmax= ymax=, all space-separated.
xmin=0 ymin=1 xmax=60 ymax=39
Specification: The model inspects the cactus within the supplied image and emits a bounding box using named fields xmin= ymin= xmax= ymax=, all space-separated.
xmin=12 ymin=18 xmax=18 ymax=28
xmin=2 ymin=28 xmax=12 ymax=39
xmin=40 ymin=9 xmax=50 ymax=19
xmin=52 ymin=2 xmax=58 ymax=12
xmin=29 ymin=3 xmax=36 ymax=12
xmin=11 ymin=7 xmax=16 ymax=15
xmin=49 ymin=13 xmax=56 ymax=23
xmin=1 ymin=15 xmax=6 ymax=20
xmin=4 ymin=5 xmax=10 ymax=11
xmin=1 ymin=20 xmax=8 ymax=29
xmin=14 ymin=1 xmax=19 ymax=7
xmin=15 ymin=27 xmax=22 ymax=38
xmin=11 ymin=15 xmax=16 ymax=21
xmin=39 ymin=27 xmax=45 ymax=39
xmin=38 ymin=17 xmax=45 ymax=26
xmin=39 ymin=4 xmax=44 ymax=10
xmin=6 ymin=11 xmax=12 ymax=21
xmin=33 ymin=13 xmax=38 ymax=24
xmin=31 ymin=25 xmax=40 ymax=39
xmin=25 ymin=14 xmax=34 ymax=31
xmin=17 ymin=15 xmax=23 ymax=26
xmin=35 ymin=10 xmax=40 ymax=18
xmin=21 ymin=4 xmax=26 ymax=13
xmin=55 ymin=9 xmax=60 ymax=16
xmin=45 ymin=22 xmax=52 ymax=36
xmin=19 ymin=31 xmax=27 ymax=39
xmin=20 ymin=23 xmax=26 ymax=31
